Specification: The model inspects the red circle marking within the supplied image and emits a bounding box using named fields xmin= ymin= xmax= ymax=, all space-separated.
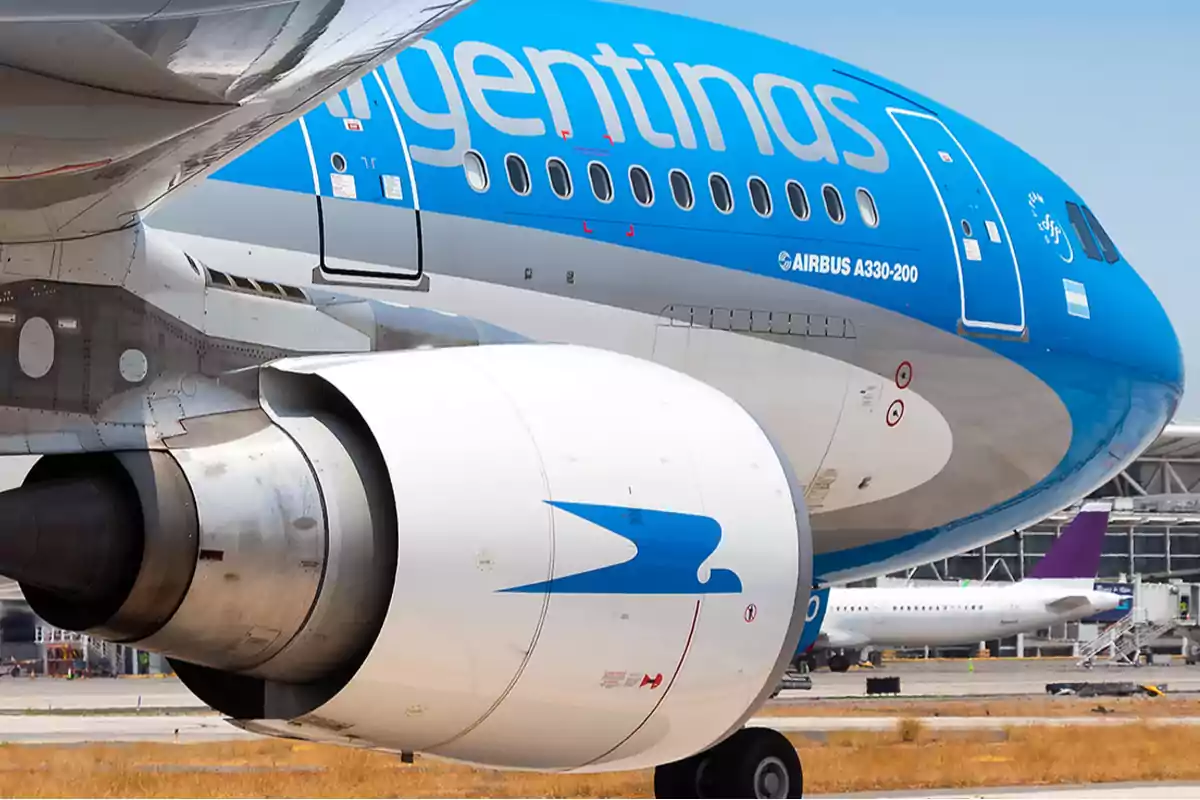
xmin=895 ymin=361 xmax=913 ymax=390
xmin=886 ymin=399 xmax=905 ymax=428
xmin=744 ymin=604 xmax=758 ymax=623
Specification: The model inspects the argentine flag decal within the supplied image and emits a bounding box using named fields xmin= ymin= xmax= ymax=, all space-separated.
xmin=1063 ymin=279 xmax=1090 ymax=320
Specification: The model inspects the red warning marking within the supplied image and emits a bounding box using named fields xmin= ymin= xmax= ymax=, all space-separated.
xmin=626 ymin=224 xmax=635 ymax=237
xmin=744 ymin=604 xmax=758 ymax=623
xmin=583 ymin=221 xmax=594 ymax=234
xmin=561 ymin=130 xmax=571 ymax=140
xmin=640 ymin=673 xmax=664 ymax=689
xmin=603 ymin=134 xmax=614 ymax=145
xmin=886 ymin=399 xmax=905 ymax=428
xmin=895 ymin=361 xmax=913 ymax=390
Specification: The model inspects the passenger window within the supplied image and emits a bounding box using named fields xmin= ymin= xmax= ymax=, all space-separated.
xmin=709 ymin=173 xmax=733 ymax=214
xmin=961 ymin=219 xmax=973 ymax=238
xmin=630 ymin=166 xmax=654 ymax=206
xmin=823 ymin=185 xmax=845 ymax=224
xmin=588 ymin=162 xmax=613 ymax=203
xmin=1065 ymin=201 xmax=1102 ymax=261
xmin=506 ymin=154 xmax=531 ymax=196
xmin=748 ymin=177 xmax=772 ymax=218
xmin=786 ymin=181 xmax=810 ymax=220
xmin=547 ymin=158 xmax=573 ymax=199
xmin=1081 ymin=205 xmax=1121 ymax=263
xmin=669 ymin=169 xmax=694 ymax=210
xmin=856 ymin=188 xmax=879 ymax=228
xmin=463 ymin=150 xmax=488 ymax=193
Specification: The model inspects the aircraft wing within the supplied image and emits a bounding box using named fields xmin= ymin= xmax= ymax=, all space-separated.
xmin=0 ymin=0 xmax=472 ymax=244
xmin=1044 ymin=596 xmax=1091 ymax=616
xmin=816 ymin=626 xmax=871 ymax=650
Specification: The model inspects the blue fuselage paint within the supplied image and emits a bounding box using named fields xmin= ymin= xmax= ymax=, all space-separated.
xmin=201 ymin=0 xmax=1183 ymax=583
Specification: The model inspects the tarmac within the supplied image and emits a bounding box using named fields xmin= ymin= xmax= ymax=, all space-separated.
xmin=0 ymin=675 xmax=203 ymax=711
xmin=0 ymin=714 xmax=253 ymax=744
xmin=771 ymin=658 xmax=1200 ymax=702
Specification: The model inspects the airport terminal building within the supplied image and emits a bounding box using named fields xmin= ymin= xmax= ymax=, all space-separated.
xmin=890 ymin=424 xmax=1200 ymax=585
xmin=865 ymin=424 xmax=1200 ymax=662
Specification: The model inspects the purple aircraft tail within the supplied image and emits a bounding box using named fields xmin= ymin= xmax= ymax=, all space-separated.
xmin=1026 ymin=502 xmax=1111 ymax=581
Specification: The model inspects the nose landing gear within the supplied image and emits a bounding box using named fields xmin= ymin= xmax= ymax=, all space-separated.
xmin=654 ymin=727 xmax=803 ymax=798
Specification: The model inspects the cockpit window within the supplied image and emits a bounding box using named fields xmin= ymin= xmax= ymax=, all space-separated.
xmin=1065 ymin=201 xmax=1103 ymax=262
xmin=1081 ymin=205 xmax=1121 ymax=264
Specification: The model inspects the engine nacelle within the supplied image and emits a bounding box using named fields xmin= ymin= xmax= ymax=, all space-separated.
xmin=10 ymin=344 xmax=812 ymax=773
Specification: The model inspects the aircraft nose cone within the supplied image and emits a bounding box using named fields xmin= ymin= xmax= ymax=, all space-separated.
xmin=1106 ymin=259 xmax=1185 ymax=407
xmin=1091 ymin=591 xmax=1123 ymax=613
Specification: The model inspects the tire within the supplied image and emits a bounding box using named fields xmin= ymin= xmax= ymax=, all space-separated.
xmin=710 ymin=728 xmax=803 ymax=798
xmin=827 ymin=655 xmax=851 ymax=673
xmin=654 ymin=752 xmax=708 ymax=799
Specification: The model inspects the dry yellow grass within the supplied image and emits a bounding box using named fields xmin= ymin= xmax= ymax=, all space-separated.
xmin=798 ymin=722 xmax=1200 ymax=794
xmin=0 ymin=723 xmax=1196 ymax=797
xmin=759 ymin=694 xmax=1200 ymax=718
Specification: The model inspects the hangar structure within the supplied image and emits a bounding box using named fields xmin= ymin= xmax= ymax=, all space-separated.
xmin=890 ymin=424 xmax=1200 ymax=585
xmin=861 ymin=424 xmax=1200 ymax=662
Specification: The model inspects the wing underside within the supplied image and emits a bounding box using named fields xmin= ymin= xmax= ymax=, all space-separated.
xmin=0 ymin=0 xmax=472 ymax=243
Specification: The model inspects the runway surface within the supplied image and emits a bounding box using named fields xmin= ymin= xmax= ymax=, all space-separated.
xmin=773 ymin=659 xmax=1200 ymax=702
xmin=0 ymin=715 xmax=255 ymax=744
xmin=0 ymin=676 xmax=203 ymax=711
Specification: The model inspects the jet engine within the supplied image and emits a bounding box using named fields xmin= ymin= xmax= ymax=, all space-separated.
xmin=0 ymin=344 xmax=811 ymax=773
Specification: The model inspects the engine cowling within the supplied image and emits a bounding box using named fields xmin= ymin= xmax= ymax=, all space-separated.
xmin=3 ymin=344 xmax=812 ymax=773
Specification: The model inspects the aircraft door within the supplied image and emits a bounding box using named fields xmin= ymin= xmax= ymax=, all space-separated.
xmin=888 ymin=109 xmax=1024 ymax=336
xmin=302 ymin=72 xmax=421 ymax=281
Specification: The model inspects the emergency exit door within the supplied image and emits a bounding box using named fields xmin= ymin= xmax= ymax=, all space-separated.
xmin=889 ymin=108 xmax=1025 ymax=336
xmin=301 ymin=70 xmax=421 ymax=280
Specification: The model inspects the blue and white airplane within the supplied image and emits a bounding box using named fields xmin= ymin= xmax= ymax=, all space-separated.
xmin=0 ymin=1 xmax=1181 ymax=797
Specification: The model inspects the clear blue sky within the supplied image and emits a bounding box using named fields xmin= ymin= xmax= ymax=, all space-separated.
xmin=617 ymin=0 xmax=1200 ymax=419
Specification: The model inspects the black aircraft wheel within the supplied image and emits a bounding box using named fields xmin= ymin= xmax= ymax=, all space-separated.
xmin=654 ymin=750 xmax=713 ymax=799
xmin=827 ymin=654 xmax=851 ymax=673
xmin=710 ymin=728 xmax=803 ymax=798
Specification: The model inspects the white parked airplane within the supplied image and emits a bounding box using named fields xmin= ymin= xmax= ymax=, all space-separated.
xmin=809 ymin=504 xmax=1122 ymax=671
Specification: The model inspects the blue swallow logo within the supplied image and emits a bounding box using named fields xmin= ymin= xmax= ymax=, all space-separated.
xmin=501 ymin=501 xmax=742 ymax=595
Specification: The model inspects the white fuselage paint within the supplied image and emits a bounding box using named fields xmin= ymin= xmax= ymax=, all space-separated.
xmin=819 ymin=583 xmax=1121 ymax=649
xmin=157 ymin=229 xmax=955 ymax=535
